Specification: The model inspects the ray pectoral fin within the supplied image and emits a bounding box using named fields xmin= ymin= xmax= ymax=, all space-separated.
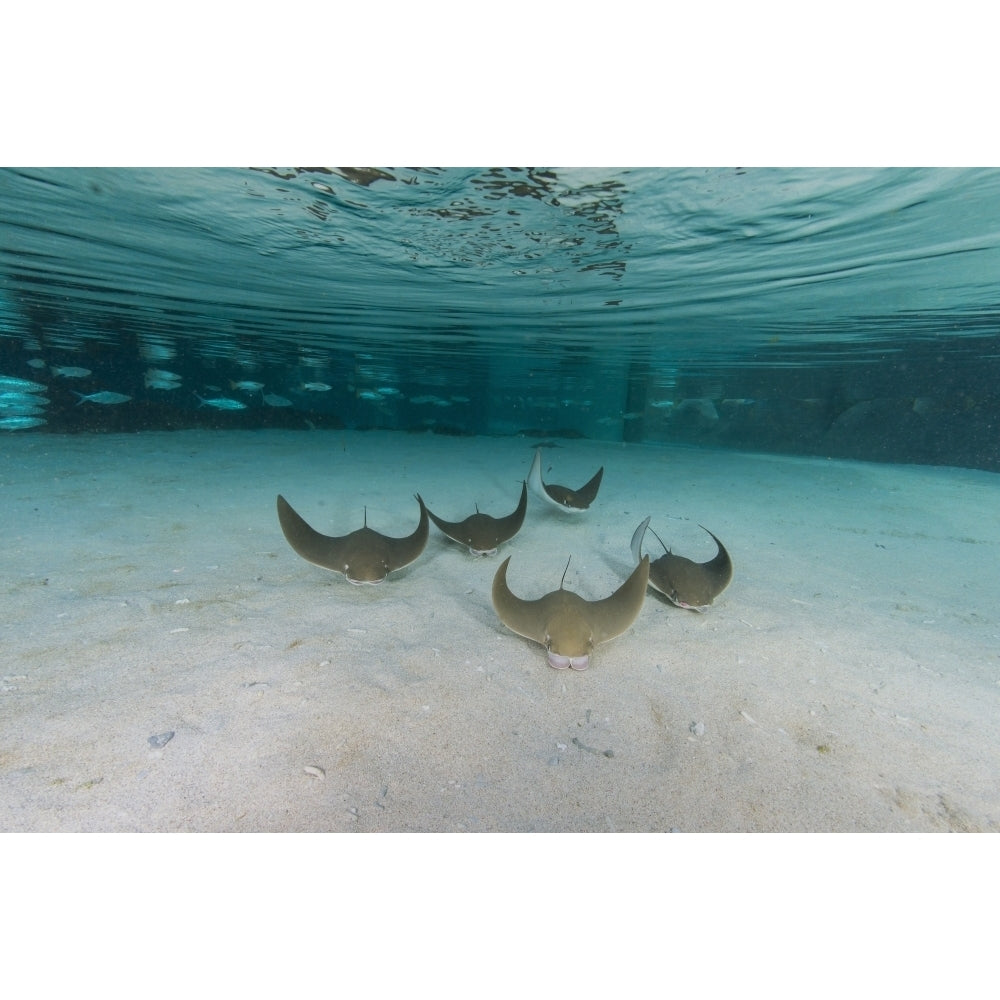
xmin=527 ymin=448 xmax=549 ymax=504
xmin=700 ymin=526 xmax=734 ymax=594
xmin=494 ymin=479 xmax=528 ymax=541
xmin=630 ymin=516 xmax=651 ymax=566
xmin=569 ymin=465 xmax=603 ymax=508
xmin=386 ymin=493 xmax=430 ymax=571
xmin=528 ymin=449 xmax=577 ymax=511
xmin=426 ymin=505 xmax=464 ymax=542
xmin=491 ymin=556 xmax=549 ymax=642
xmin=276 ymin=494 xmax=350 ymax=571
xmin=589 ymin=555 xmax=650 ymax=644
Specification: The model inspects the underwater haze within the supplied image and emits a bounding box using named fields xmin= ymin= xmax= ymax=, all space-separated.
xmin=1 ymin=166 xmax=999 ymax=469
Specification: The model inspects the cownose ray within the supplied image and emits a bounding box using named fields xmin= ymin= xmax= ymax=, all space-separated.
xmin=276 ymin=493 xmax=428 ymax=585
xmin=491 ymin=554 xmax=650 ymax=670
xmin=426 ymin=480 xmax=527 ymax=556
xmin=630 ymin=517 xmax=733 ymax=612
xmin=527 ymin=448 xmax=604 ymax=512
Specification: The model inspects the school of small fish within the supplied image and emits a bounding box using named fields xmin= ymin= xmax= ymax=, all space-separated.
xmin=2 ymin=356 xmax=478 ymax=433
xmin=0 ymin=375 xmax=49 ymax=431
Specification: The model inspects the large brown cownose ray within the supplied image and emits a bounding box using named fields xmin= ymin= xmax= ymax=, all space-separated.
xmin=630 ymin=517 xmax=733 ymax=612
xmin=276 ymin=493 xmax=428 ymax=585
xmin=491 ymin=554 xmax=650 ymax=670
xmin=527 ymin=448 xmax=604 ymax=512
xmin=426 ymin=480 xmax=527 ymax=556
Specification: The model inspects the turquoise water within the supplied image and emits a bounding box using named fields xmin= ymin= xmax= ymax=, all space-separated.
xmin=1 ymin=167 xmax=998 ymax=467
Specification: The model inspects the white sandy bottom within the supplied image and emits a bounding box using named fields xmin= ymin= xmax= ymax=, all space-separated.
xmin=2 ymin=429 xmax=999 ymax=832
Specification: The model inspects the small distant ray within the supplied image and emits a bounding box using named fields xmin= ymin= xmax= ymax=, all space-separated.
xmin=426 ymin=481 xmax=527 ymax=556
xmin=528 ymin=448 xmax=604 ymax=512
xmin=630 ymin=518 xmax=733 ymax=612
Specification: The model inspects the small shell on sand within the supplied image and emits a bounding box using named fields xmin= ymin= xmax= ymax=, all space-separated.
xmin=303 ymin=765 xmax=325 ymax=780
xmin=148 ymin=731 xmax=175 ymax=749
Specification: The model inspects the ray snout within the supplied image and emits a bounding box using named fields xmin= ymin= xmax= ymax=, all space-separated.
xmin=547 ymin=650 xmax=590 ymax=670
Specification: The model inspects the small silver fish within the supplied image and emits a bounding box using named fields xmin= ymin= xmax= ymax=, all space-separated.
xmin=0 ymin=416 xmax=47 ymax=431
xmin=139 ymin=340 xmax=176 ymax=363
xmin=0 ymin=391 xmax=47 ymax=405
xmin=0 ymin=375 xmax=46 ymax=392
xmin=263 ymin=393 xmax=293 ymax=407
xmin=300 ymin=382 xmax=332 ymax=392
xmin=195 ymin=393 xmax=247 ymax=410
xmin=0 ymin=401 xmax=47 ymax=416
xmin=146 ymin=368 xmax=181 ymax=382
xmin=26 ymin=358 xmax=48 ymax=369
xmin=145 ymin=375 xmax=181 ymax=390
xmin=358 ymin=390 xmax=382 ymax=401
xmin=74 ymin=391 xmax=132 ymax=405
xmin=230 ymin=380 xmax=265 ymax=392
xmin=51 ymin=365 xmax=92 ymax=378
